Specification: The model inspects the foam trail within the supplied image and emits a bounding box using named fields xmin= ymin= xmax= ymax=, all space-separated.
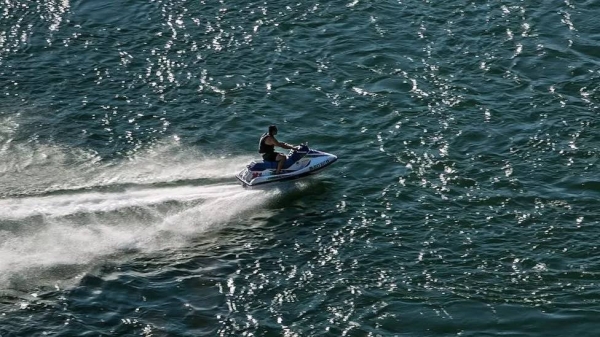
xmin=0 ymin=139 xmax=278 ymax=289
xmin=0 ymin=139 xmax=255 ymax=197
xmin=0 ymin=184 xmax=272 ymax=289
xmin=0 ymin=184 xmax=244 ymax=220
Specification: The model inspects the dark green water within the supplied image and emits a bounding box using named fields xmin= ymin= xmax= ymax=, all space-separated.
xmin=1 ymin=0 xmax=599 ymax=336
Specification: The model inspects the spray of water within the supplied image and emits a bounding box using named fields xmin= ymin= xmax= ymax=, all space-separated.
xmin=0 ymin=140 xmax=256 ymax=196
xmin=0 ymin=141 xmax=273 ymax=290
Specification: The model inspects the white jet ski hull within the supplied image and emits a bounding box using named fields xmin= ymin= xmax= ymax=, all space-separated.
xmin=235 ymin=146 xmax=337 ymax=187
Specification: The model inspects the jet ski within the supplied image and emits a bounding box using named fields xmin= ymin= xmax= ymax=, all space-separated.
xmin=235 ymin=144 xmax=337 ymax=187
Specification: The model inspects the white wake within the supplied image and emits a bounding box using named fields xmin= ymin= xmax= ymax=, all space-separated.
xmin=0 ymin=140 xmax=274 ymax=289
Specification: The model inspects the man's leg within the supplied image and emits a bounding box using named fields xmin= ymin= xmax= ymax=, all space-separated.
xmin=276 ymin=154 xmax=285 ymax=174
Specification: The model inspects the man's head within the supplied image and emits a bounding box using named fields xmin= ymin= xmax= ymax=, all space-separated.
xmin=268 ymin=125 xmax=278 ymax=136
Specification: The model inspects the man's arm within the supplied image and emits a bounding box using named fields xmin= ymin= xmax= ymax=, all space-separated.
xmin=266 ymin=136 xmax=294 ymax=150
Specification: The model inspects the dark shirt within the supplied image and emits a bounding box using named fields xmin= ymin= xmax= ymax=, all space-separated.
xmin=258 ymin=133 xmax=274 ymax=154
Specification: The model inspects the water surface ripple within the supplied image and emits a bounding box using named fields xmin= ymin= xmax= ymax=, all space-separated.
xmin=1 ymin=0 xmax=599 ymax=336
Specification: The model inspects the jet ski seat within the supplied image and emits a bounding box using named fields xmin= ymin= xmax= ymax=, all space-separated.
xmin=248 ymin=161 xmax=278 ymax=171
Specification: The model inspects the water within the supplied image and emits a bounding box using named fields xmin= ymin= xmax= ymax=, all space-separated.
xmin=1 ymin=0 xmax=599 ymax=335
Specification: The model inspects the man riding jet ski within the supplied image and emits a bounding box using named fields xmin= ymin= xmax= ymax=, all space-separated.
xmin=235 ymin=125 xmax=337 ymax=187
xmin=259 ymin=125 xmax=296 ymax=175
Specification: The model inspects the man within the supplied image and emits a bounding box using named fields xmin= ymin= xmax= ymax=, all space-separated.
xmin=258 ymin=125 xmax=296 ymax=174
